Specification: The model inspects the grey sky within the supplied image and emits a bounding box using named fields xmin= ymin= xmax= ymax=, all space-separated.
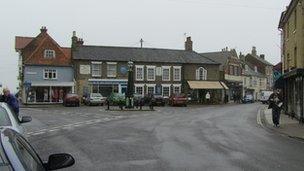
xmin=0 ymin=0 xmax=290 ymax=91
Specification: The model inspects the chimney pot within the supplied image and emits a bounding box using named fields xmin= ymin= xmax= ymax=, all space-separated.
xmin=185 ymin=36 xmax=193 ymax=51
xmin=40 ymin=26 xmax=47 ymax=33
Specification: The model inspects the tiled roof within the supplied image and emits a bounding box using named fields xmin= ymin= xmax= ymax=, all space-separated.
xmin=73 ymin=45 xmax=219 ymax=65
xmin=246 ymin=54 xmax=273 ymax=66
xmin=200 ymin=49 xmax=238 ymax=70
xmin=15 ymin=36 xmax=34 ymax=51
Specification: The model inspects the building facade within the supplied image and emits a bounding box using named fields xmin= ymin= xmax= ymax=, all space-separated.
xmin=15 ymin=27 xmax=75 ymax=104
xmin=279 ymin=0 xmax=304 ymax=122
xmin=200 ymin=48 xmax=243 ymax=101
xmin=72 ymin=34 xmax=227 ymax=104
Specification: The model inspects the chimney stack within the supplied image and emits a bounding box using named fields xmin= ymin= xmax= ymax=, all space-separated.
xmin=252 ymin=46 xmax=257 ymax=56
xmin=77 ymin=38 xmax=84 ymax=46
xmin=185 ymin=36 xmax=193 ymax=51
xmin=40 ymin=26 xmax=47 ymax=33
xmin=260 ymin=54 xmax=265 ymax=59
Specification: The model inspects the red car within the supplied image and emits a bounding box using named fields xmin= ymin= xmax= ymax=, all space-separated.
xmin=169 ymin=94 xmax=188 ymax=107
xmin=63 ymin=93 xmax=80 ymax=107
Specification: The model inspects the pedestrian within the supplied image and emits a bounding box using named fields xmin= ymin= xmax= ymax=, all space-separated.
xmin=205 ymin=92 xmax=211 ymax=104
xmin=268 ymin=89 xmax=283 ymax=127
xmin=2 ymin=88 xmax=20 ymax=116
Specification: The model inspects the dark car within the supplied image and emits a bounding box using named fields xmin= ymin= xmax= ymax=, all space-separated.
xmin=0 ymin=128 xmax=75 ymax=171
xmin=152 ymin=94 xmax=165 ymax=106
xmin=63 ymin=93 xmax=80 ymax=107
xmin=169 ymin=94 xmax=188 ymax=107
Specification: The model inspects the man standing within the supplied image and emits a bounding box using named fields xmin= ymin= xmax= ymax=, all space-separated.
xmin=205 ymin=92 xmax=211 ymax=104
xmin=2 ymin=88 xmax=19 ymax=116
xmin=268 ymin=89 xmax=283 ymax=127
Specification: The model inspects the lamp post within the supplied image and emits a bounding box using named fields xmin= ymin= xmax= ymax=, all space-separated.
xmin=126 ymin=60 xmax=134 ymax=108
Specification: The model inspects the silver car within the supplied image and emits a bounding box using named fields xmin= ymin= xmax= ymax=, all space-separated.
xmin=0 ymin=102 xmax=31 ymax=135
xmin=84 ymin=93 xmax=106 ymax=106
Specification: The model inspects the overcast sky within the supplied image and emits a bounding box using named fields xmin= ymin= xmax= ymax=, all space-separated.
xmin=0 ymin=0 xmax=290 ymax=92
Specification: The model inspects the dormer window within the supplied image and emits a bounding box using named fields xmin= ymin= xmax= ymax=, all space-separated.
xmin=44 ymin=50 xmax=55 ymax=58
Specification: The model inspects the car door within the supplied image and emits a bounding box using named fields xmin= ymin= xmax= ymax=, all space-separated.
xmin=11 ymin=134 xmax=45 ymax=171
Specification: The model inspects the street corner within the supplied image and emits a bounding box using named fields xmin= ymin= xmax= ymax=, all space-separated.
xmin=259 ymin=107 xmax=304 ymax=142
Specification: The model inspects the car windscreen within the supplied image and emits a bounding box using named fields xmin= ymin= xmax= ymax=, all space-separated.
xmin=91 ymin=93 xmax=102 ymax=97
xmin=0 ymin=107 xmax=12 ymax=126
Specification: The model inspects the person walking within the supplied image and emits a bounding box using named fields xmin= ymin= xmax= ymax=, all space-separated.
xmin=205 ymin=92 xmax=211 ymax=104
xmin=268 ymin=89 xmax=283 ymax=127
xmin=2 ymin=88 xmax=20 ymax=116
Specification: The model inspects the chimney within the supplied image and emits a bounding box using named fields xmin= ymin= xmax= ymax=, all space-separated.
xmin=185 ymin=36 xmax=193 ymax=51
xmin=251 ymin=46 xmax=257 ymax=56
xmin=260 ymin=54 xmax=265 ymax=59
xmin=77 ymin=38 xmax=84 ymax=46
xmin=40 ymin=26 xmax=47 ymax=33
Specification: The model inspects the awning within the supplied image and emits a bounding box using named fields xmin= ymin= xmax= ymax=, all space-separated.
xmin=220 ymin=82 xmax=229 ymax=90
xmin=187 ymin=81 xmax=226 ymax=90
xmin=30 ymin=81 xmax=74 ymax=87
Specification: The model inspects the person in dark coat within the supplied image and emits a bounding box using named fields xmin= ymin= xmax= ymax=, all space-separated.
xmin=2 ymin=88 xmax=20 ymax=116
xmin=268 ymin=89 xmax=283 ymax=127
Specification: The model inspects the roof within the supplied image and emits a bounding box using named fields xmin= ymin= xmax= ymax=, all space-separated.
xmin=200 ymin=49 xmax=238 ymax=70
xmin=73 ymin=45 xmax=218 ymax=65
xmin=279 ymin=0 xmax=299 ymax=28
xmin=15 ymin=36 xmax=34 ymax=51
xmin=274 ymin=62 xmax=282 ymax=72
xmin=245 ymin=54 xmax=273 ymax=66
xmin=243 ymin=65 xmax=265 ymax=78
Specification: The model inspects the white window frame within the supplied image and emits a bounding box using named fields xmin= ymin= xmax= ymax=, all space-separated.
xmin=172 ymin=84 xmax=181 ymax=94
xmin=146 ymin=66 xmax=156 ymax=81
xmin=146 ymin=84 xmax=156 ymax=95
xmin=173 ymin=66 xmax=182 ymax=81
xmin=135 ymin=65 xmax=144 ymax=81
xmin=162 ymin=84 xmax=171 ymax=97
xmin=107 ymin=62 xmax=117 ymax=78
xmin=196 ymin=67 xmax=207 ymax=80
xmin=162 ymin=66 xmax=171 ymax=81
xmin=43 ymin=69 xmax=57 ymax=80
xmin=91 ymin=61 xmax=102 ymax=77
xmin=44 ymin=49 xmax=55 ymax=58
xmin=135 ymin=84 xmax=145 ymax=96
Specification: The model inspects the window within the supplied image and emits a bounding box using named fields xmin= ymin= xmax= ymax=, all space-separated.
xmin=136 ymin=65 xmax=144 ymax=81
xmin=250 ymin=77 xmax=253 ymax=87
xmin=254 ymin=66 xmax=258 ymax=72
xmin=259 ymin=78 xmax=262 ymax=87
xmin=91 ymin=62 xmax=102 ymax=77
xmin=173 ymin=84 xmax=181 ymax=94
xmin=146 ymin=84 xmax=155 ymax=95
xmin=294 ymin=9 xmax=297 ymax=30
xmin=229 ymin=65 xmax=233 ymax=75
xmin=0 ymin=107 xmax=12 ymax=126
xmin=43 ymin=69 xmax=57 ymax=79
xmin=162 ymin=66 xmax=170 ymax=81
xmin=173 ymin=66 xmax=181 ymax=81
xmin=294 ymin=47 xmax=297 ymax=67
xmin=234 ymin=66 xmax=238 ymax=76
xmin=287 ymin=21 xmax=290 ymax=39
xmin=196 ymin=67 xmax=207 ymax=80
xmin=244 ymin=77 xmax=247 ymax=86
xmin=44 ymin=49 xmax=55 ymax=58
xmin=107 ymin=62 xmax=117 ymax=77
xmin=135 ymin=84 xmax=144 ymax=96
xmin=162 ymin=85 xmax=170 ymax=97
xmin=146 ymin=66 xmax=156 ymax=81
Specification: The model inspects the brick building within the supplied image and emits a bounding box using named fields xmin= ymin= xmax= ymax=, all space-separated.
xmin=72 ymin=33 xmax=228 ymax=104
xmin=15 ymin=27 xmax=74 ymax=104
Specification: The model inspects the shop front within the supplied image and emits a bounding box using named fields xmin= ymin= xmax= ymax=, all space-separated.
xmin=187 ymin=81 xmax=228 ymax=104
xmin=88 ymin=79 xmax=128 ymax=97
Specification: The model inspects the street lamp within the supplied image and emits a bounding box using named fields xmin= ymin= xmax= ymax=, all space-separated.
xmin=126 ymin=60 xmax=134 ymax=108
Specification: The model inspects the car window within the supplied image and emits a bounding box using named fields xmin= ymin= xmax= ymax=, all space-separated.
xmin=0 ymin=107 xmax=12 ymax=126
xmin=91 ymin=93 xmax=102 ymax=97
xmin=12 ymin=136 xmax=45 ymax=171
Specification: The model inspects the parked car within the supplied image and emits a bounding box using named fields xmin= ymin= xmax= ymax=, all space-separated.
xmin=260 ymin=91 xmax=273 ymax=104
xmin=0 ymin=102 xmax=31 ymax=135
xmin=0 ymin=128 xmax=75 ymax=171
xmin=152 ymin=94 xmax=165 ymax=106
xmin=169 ymin=94 xmax=188 ymax=107
xmin=242 ymin=94 xmax=254 ymax=103
xmin=84 ymin=93 xmax=106 ymax=106
xmin=133 ymin=94 xmax=144 ymax=107
xmin=63 ymin=93 xmax=80 ymax=107
xmin=107 ymin=93 xmax=126 ymax=106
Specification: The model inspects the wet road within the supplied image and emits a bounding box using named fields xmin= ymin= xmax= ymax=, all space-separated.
xmin=22 ymin=104 xmax=304 ymax=171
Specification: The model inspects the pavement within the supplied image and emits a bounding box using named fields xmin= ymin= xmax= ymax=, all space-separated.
xmin=261 ymin=108 xmax=304 ymax=140
xmin=20 ymin=104 xmax=304 ymax=171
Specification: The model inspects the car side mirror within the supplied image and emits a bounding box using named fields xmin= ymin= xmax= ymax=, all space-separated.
xmin=45 ymin=153 xmax=75 ymax=170
xmin=20 ymin=116 xmax=32 ymax=123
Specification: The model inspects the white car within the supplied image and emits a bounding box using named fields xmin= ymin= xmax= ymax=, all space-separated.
xmin=84 ymin=93 xmax=107 ymax=106
xmin=0 ymin=102 xmax=32 ymax=135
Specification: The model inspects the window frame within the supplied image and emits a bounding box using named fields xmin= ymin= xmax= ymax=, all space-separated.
xmin=107 ymin=62 xmax=117 ymax=78
xmin=44 ymin=49 xmax=55 ymax=58
xmin=134 ymin=84 xmax=144 ymax=96
xmin=162 ymin=84 xmax=171 ymax=97
xmin=135 ymin=65 xmax=144 ymax=81
xmin=196 ymin=67 xmax=207 ymax=81
xmin=146 ymin=84 xmax=156 ymax=95
xmin=173 ymin=66 xmax=182 ymax=81
xmin=43 ymin=69 xmax=57 ymax=80
xmin=173 ymin=84 xmax=181 ymax=94
xmin=91 ymin=61 xmax=102 ymax=77
xmin=146 ymin=66 xmax=156 ymax=81
xmin=162 ymin=66 xmax=171 ymax=81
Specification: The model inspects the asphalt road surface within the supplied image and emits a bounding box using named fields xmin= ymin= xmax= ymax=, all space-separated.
xmin=21 ymin=104 xmax=304 ymax=171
